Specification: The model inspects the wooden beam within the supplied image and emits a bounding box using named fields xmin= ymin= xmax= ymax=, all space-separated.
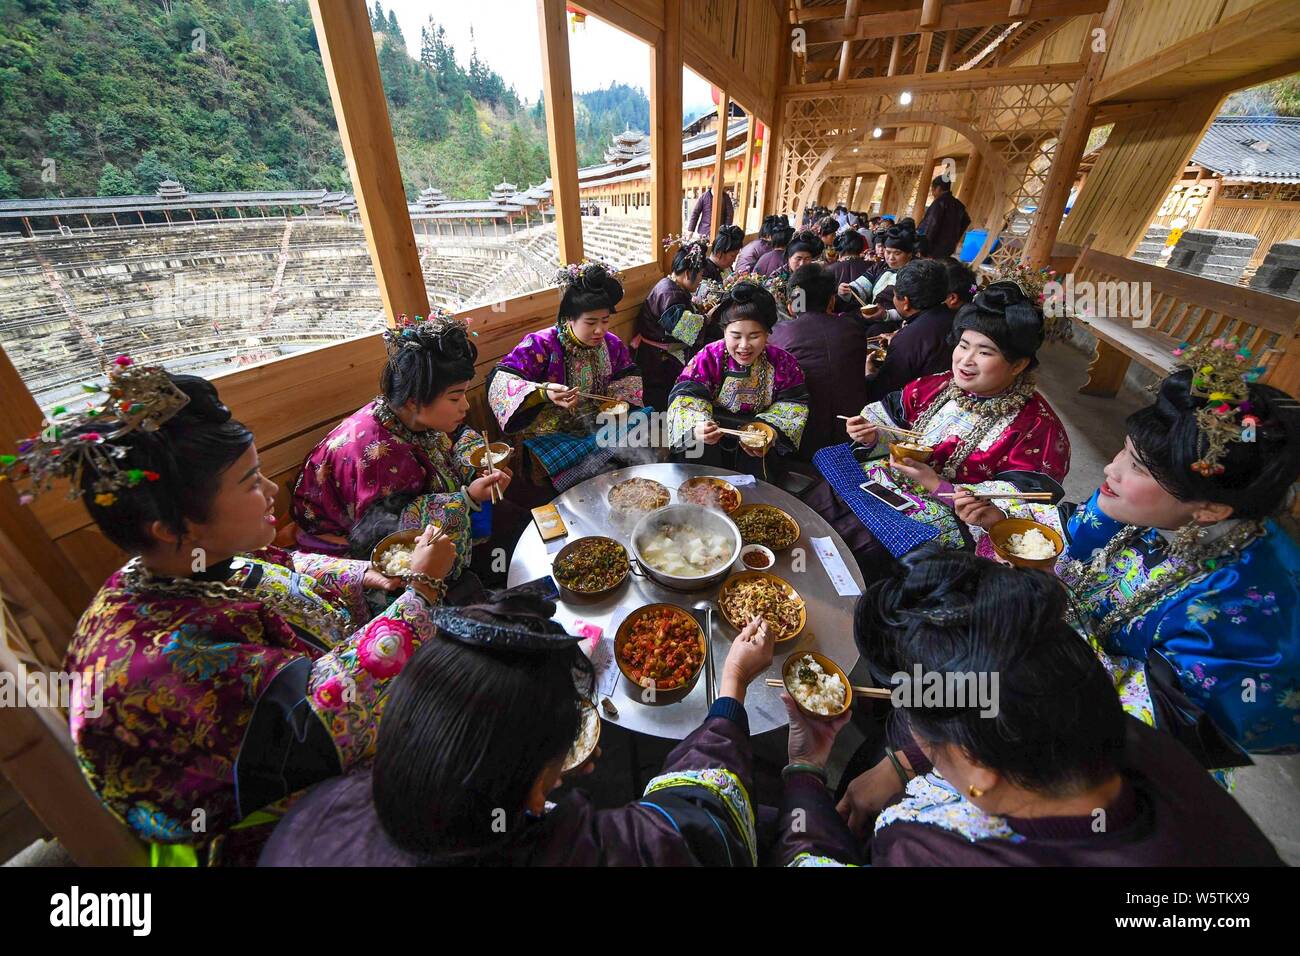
xmin=804 ymin=0 xmax=1107 ymax=44
xmin=537 ymin=0 xmax=584 ymax=264
xmin=0 ymin=673 xmax=147 ymax=866
xmin=1009 ymin=0 xmax=1032 ymax=15
xmin=309 ymin=0 xmax=428 ymax=323
xmin=784 ymin=61 xmax=1084 ymax=98
xmin=957 ymin=24 xmax=996 ymax=56
xmin=914 ymin=30 xmax=934 ymax=73
xmin=888 ymin=35 xmax=903 ymax=75
xmin=650 ymin=0 xmax=684 ymax=264
xmin=1022 ymin=4 xmax=1119 ymax=266
xmin=710 ymin=92 xmax=731 ymax=241
xmin=921 ymin=0 xmax=944 ymax=30
xmin=1092 ymin=98 xmax=1176 ymax=124
xmin=839 ymin=0 xmax=862 ymax=81
xmin=995 ymin=17 xmax=1072 ymax=68
xmin=1090 ymin=0 xmax=1300 ymax=104
xmin=568 ymin=0 xmax=663 ymax=45
xmin=938 ymin=30 xmax=956 ymax=71
xmin=738 ymin=112 xmax=758 ymax=233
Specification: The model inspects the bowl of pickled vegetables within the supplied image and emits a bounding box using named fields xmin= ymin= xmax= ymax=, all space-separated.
xmin=552 ymin=535 xmax=631 ymax=599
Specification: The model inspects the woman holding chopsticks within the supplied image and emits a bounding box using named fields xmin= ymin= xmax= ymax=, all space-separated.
xmin=292 ymin=311 xmax=522 ymax=592
xmin=805 ymin=281 xmax=1071 ymax=576
xmin=486 ymin=260 xmax=646 ymax=496
xmin=776 ymin=548 xmax=1283 ymax=867
xmin=666 ymin=278 xmax=810 ymax=480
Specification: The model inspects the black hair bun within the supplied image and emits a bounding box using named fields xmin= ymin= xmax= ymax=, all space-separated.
xmin=577 ymin=263 xmax=625 ymax=308
xmin=170 ymin=374 xmax=233 ymax=424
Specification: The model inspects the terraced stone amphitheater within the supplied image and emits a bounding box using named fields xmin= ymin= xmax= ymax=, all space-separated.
xmin=0 ymin=214 xmax=653 ymax=407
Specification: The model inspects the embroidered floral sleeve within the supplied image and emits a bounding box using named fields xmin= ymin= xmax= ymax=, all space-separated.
xmin=659 ymin=303 xmax=708 ymax=347
xmin=450 ymin=427 xmax=487 ymax=486
xmin=758 ymin=398 xmax=809 ymax=450
xmin=397 ymin=490 xmax=476 ymax=577
xmin=667 ymin=393 xmax=714 ymax=448
xmin=607 ymin=373 xmax=645 ymax=406
xmin=287 ymin=552 xmax=372 ymax=625
xmin=303 ymin=589 xmax=437 ymax=775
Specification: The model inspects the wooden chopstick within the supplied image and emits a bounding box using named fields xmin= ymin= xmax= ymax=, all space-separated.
xmin=473 ymin=433 xmax=505 ymax=504
xmin=835 ymin=415 xmax=926 ymax=440
xmin=844 ymin=285 xmax=869 ymax=307
xmin=764 ymin=678 xmax=894 ymax=700
xmin=936 ymin=491 xmax=1056 ymax=501
xmin=537 ymin=382 xmax=612 ymax=403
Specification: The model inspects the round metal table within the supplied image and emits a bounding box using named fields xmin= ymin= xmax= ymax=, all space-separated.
xmin=507 ymin=463 xmax=866 ymax=739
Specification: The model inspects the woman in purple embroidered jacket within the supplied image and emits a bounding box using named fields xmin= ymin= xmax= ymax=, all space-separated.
xmin=1 ymin=363 xmax=457 ymax=858
xmin=776 ymin=548 xmax=1282 ymax=867
xmin=486 ymin=261 xmax=645 ymax=494
xmin=633 ymin=237 xmax=719 ymax=411
xmin=292 ymin=312 xmax=513 ymax=582
xmin=666 ymin=279 xmax=810 ymax=479
xmin=260 ymin=592 xmax=776 ymax=867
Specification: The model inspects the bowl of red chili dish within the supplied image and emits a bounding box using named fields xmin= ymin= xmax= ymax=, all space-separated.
xmin=614 ymin=604 xmax=707 ymax=696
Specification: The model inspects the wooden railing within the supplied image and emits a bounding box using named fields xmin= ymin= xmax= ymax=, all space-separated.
xmin=25 ymin=261 xmax=664 ymax=592
xmin=1066 ymin=247 xmax=1300 ymax=400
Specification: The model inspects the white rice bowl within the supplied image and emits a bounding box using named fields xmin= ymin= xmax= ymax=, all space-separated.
xmin=787 ymin=655 xmax=847 ymax=716
xmin=378 ymin=544 xmax=414 ymax=576
xmin=1005 ymin=528 xmax=1058 ymax=560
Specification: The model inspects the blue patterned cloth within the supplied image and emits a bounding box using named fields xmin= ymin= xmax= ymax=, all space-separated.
xmin=813 ymin=442 xmax=940 ymax=558
xmin=526 ymin=407 xmax=656 ymax=488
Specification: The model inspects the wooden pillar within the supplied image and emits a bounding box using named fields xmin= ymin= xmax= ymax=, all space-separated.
xmin=958 ymin=150 xmax=982 ymax=203
xmin=537 ymin=0 xmax=583 ymax=265
xmin=310 ymin=0 xmax=428 ymax=323
xmin=0 ymin=664 xmax=147 ymax=866
xmin=1021 ymin=5 xmax=1120 ymax=267
xmin=913 ymin=31 xmax=933 ymax=74
xmin=710 ymin=92 xmax=731 ymax=241
xmin=737 ymin=111 xmax=757 ymax=234
xmin=1194 ymin=176 xmax=1220 ymax=229
xmin=837 ymin=0 xmax=861 ymax=82
xmin=911 ymin=131 xmax=937 ymax=221
xmin=650 ymin=0 xmax=683 ymax=269
xmin=853 ymin=173 xmax=879 ymax=209
xmin=938 ymin=31 xmax=955 ymax=72
xmin=887 ymin=36 xmax=902 ymax=76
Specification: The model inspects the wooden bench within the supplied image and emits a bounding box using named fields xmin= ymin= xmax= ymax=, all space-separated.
xmin=1066 ymin=247 xmax=1300 ymax=400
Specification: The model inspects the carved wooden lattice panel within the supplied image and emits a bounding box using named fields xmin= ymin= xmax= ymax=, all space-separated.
xmin=776 ymin=79 xmax=1076 ymax=266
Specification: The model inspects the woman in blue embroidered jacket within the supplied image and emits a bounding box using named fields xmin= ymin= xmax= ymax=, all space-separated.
xmin=775 ymin=548 xmax=1282 ymax=866
xmin=259 ymin=592 xmax=776 ymax=867
xmin=957 ymin=349 xmax=1300 ymax=768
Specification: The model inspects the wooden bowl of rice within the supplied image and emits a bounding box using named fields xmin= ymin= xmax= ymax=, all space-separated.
xmin=782 ymin=651 xmax=852 ymax=721
xmin=370 ymin=528 xmax=428 ymax=575
xmin=562 ymin=700 xmax=601 ymax=772
xmin=989 ymin=518 xmax=1063 ymax=570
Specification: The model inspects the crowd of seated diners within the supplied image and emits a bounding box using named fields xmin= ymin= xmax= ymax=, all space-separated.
xmin=5 ymin=195 xmax=1295 ymax=868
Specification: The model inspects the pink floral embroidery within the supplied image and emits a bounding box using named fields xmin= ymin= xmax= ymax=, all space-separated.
xmin=313 ymin=675 xmax=349 ymax=711
xmin=356 ymin=618 xmax=416 ymax=678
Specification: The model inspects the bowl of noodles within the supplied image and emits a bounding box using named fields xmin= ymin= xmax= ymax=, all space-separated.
xmin=717 ymin=571 xmax=806 ymax=642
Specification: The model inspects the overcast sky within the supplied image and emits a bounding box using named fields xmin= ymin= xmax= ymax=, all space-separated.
xmin=384 ymin=1 xmax=716 ymax=118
